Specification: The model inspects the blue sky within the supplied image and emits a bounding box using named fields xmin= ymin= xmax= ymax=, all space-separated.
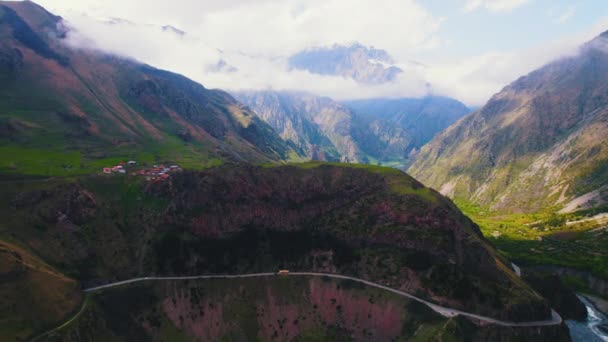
xmin=422 ymin=0 xmax=608 ymax=58
xmin=34 ymin=0 xmax=608 ymax=105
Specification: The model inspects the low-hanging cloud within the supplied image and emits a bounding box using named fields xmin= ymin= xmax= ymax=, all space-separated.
xmin=35 ymin=0 xmax=608 ymax=106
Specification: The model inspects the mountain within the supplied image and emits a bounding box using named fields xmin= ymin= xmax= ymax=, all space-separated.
xmin=409 ymin=31 xmax=608 ymax=213
xmin=234 ymin=91 xmax=361 ymax=162
xmin=345 ymin=97 xmax=470 ymax=159
xmin=0 ymin=1 xmax=295 ymax=177
xmin=288 ymin=43 xmax=403 ymax=84
xmin=0 ymin=2 xmax=574 ymax=341
xmin=1 ymin=163 xmax=567 ymax=340
xmin=235 ymin=90 xmax=470 ymax=165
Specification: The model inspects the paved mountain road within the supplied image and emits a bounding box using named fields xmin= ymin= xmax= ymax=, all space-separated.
xmin=84 ymin=271 xmax=562 ymax=328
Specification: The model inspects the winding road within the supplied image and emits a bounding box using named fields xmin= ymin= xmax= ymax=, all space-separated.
xmin=84 ymin=272 xmax=562 ymax=328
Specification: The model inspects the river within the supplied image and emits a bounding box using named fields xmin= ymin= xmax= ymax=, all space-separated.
xmin=567 ymin=295 xmax=608 ymax=342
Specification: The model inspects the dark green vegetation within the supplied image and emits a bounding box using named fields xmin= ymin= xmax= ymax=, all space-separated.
xmin=523 ymin=273 xmax=588 ymax=321
xmin=0 ymin=240 xmax=82 ymax=340
xmin=0 ymin=1 xmax=295 ymax=177
xmin=0 ymin=2 xmax=579 ymax=340
xmin=39 ymin=277 xmax=570 ymax=342
xmin=42 ymin=276 xmax=452 ymax=341
xmin=408 ymin=29 xmax=608 ymax=299
xmin=234 ymin=91 xmax=469 ymax=167
xmin=410 ymin=30 xmax=608 ymax=214
xmin=0 ymin=163 xmax=568 ymax=340
xmin=456 ymin=199 xmax=608 ymax=294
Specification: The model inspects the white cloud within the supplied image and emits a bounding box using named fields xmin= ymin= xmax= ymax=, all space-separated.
xmin=425 ymin=17 xmax=608 ymax=105
xmin=27 ymin=0 xmax=608 ymax=107
xmin=463 ymin=0 xmax=530 ymax=13
xmin=37 ymin=0 xmax=441 ymax=61
xmin=34 ymin=0 xmax=442 ymax=101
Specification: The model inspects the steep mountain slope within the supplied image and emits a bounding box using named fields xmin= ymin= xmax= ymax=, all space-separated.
xmin=345 ymin=96 xmax=470 ymax=159
xmin=236 ymin=91 xmax=470 ymax=165
xmin=409 ymin=31 xmax=608 ymax=213
xmin=50 ymin=276 xmax=568 ymax=342
xmin=1 ymin=163 xmax=554 ymax=327
xmin=234 ymin=91 xmax=362 ymax=162
xmin=0 ymin=240 xmax=82 ymax=340
xmin=288 ymin=43 xmax=403 ymax=84
xmin=0 ymin=1 xmax=294 ymax=176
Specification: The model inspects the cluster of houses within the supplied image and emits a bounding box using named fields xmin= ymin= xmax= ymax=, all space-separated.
xmin=102 ymin=161 xmax=181 ymax=182
xmin=134 ymin=164 xmax=182 ymax=182
xmin=102 ymin=161 xmax=136 ymax=174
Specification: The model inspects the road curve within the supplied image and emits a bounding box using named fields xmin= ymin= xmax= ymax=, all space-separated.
xmin=84 ymin=272 xmax=562 ymax=328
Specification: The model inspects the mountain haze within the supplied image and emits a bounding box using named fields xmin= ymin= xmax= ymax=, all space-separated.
xmin=345 ymin=97 xmax=470 ymax=159
xmin=234 ymin=91 xmax=360 ymax=162
xmin=236 ymin=90 xmax=469 ymax=165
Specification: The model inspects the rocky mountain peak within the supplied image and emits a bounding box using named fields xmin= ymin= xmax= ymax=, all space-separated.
xmin=288 ymin=42 xmax=403 ymax=84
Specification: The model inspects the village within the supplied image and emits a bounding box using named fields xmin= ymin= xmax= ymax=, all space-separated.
xmin=102 ymin=161 xmax=182 ymax=182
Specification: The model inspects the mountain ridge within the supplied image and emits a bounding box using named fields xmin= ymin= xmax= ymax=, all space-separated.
xmin=235 ymin=90 xmax=470 ymax=166
xmin=0 ymin=1 xmax=296 ymax=176
xmin=409 ymin=30 xmax=608 ymax=213
xmin=288 ymin=43 xmax=403 ymax=84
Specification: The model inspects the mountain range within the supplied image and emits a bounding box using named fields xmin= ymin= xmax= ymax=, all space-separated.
xmin=235 ymin=90 xmax=469 ymax=166
xmin=0 ymin=1 xmax=599 ymax=341
xmin=409 ymin=30 xmax=608 ymax=213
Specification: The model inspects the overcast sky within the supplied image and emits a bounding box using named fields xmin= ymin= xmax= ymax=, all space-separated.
xmin=32 ymin=0 xmax=608 ymax=106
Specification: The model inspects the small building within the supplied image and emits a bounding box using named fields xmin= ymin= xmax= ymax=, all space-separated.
xmin=277 ymin=270 xmax=290 ymax=275
xmin=112 ymin=165 xmax=123 ymax=172
xmin=170 ymin=165 xmax=179 ymax=169
xmin=103 ymin=167 xmax=112 ymax=174
xmin=127 ymin=161 xmax=137 ymax=166
xmin=118 ymin=169 xmax=126 ymax=174
xmin=118 ymin=162 xmax=126 ymax=166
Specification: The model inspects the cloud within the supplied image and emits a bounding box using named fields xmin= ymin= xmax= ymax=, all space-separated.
xmin=425 ymin=17 xmax=608 ymax=105
xmin=29 ymin=0 xmax=608 ymax=107
xmin=35 ymin=0 xmax=442 ymax=101
xmin=37 ymin=0 xmax=441 ymax=61
xmin=463 ymin=0 xmax=530 ymax=13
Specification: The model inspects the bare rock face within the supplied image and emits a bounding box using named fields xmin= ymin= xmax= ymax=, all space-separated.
xmin=288 ymin=43 xmax=403 ymax=84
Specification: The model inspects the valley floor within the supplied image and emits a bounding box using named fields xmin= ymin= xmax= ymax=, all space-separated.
xmin=455 ymin=200 xmax=608 ymax=297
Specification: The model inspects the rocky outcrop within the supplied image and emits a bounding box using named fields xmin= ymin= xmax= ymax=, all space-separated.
xmin=288 ymin=43 xmax=402 ymax=84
